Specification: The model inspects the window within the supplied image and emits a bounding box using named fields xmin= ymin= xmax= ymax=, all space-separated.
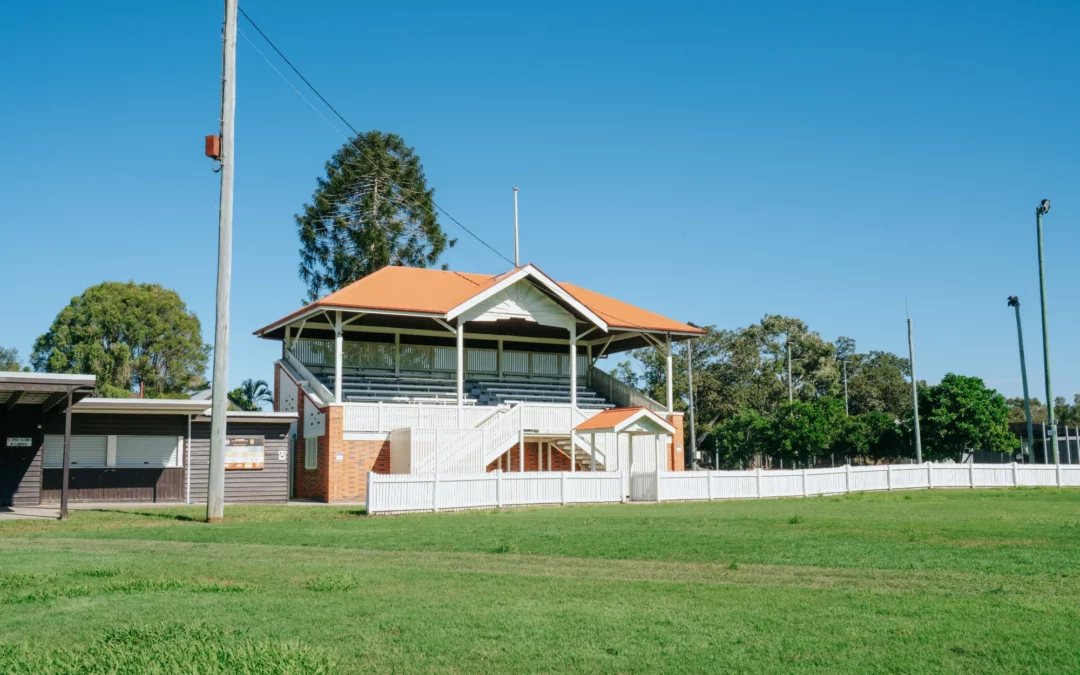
xmin=43 ymin=435 xmax=107 ymax=468
xmin=115 ymin=436 xmax=181 ymax=468
xmin=304 ymin=437 xmax=318 ymax=470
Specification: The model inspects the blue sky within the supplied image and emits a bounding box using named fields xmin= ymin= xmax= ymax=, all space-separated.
xmin=2 ymin=1 xmax=1078 ymax=401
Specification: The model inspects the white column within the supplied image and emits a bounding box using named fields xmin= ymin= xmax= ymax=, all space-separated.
xmin=571 ymin=431 xmax=576 ymax=472
xmin=394 ymin=332 xmax=400 ymax=375
xmin=569 ymin=323 xmax=577 ymax=409
xmin=456 ymin=322 xmax=464 ymax=426
xmin=590 ymin=432 xmax=596 ymax=471
xmin=334 ymin=311 xmax=343 ymax=403
xmin=518 ymin=428 xmax=525 ymax=471
xmin=497 ymin=339 xmax=503 ymax=380
xmin=665 ymin=333 xmax=674 ymax=414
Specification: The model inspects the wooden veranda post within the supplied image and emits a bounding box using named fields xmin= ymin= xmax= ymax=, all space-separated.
xmin=59 ymin=386 xmax=73 ymax=521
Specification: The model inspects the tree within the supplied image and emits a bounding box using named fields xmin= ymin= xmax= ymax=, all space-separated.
xmin=843 ymin=350 xmax=911 ymax=418
xmin=712 ymin=409 xmax=770 ymax=469
xmin=761 ymin=398 xmax=846 ymax=468
xmin=31 ymin=282 xmax=209 ymax=398
xmin=228 ymin=379 xmax=273 ymax=412
xmin=0 ymin=345 xmax=26 ymax=372
xmin=919 ymin=374 xmax=1018 ymax=461
xmin=296 ymin=131 xmax=455 ymax=302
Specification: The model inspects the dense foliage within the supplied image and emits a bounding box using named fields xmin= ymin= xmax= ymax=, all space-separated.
xmin=616 ymin=315 xmax=1019 ymax=468
xmin=228 ymin=379 xmax=274 ymax=412
xmin=31 ymin=282 xmax=209 ymax=398
xmin=0 ymin=345 xmax=26 ymax=372
xmin=296 ymin=131 xmax=454 ymax=302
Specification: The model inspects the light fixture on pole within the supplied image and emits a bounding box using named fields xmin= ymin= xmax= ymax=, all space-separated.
xmin=1034 ymin=199 xmax=1058 ymax=465
xmin=1007 ymin=296 xmax=1035 ymax=461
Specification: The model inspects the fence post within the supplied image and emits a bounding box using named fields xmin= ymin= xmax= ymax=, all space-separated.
xmin=620 ymin=469 xmax=627 ymax=504
xmin=887 ymin=464 xmax=893 ymax=491
xmin=496 ymin=469 xmax=503 ymax=508
xmin=432 ymin=472 xmax=439 ymax=513
xmin=366 ymin=469 xmax=374 ymax=515
xmin=706 ymin=470 xmax=713 ymax=501
xmin=801 ymin=468 xmax=808 ymax=497
xmin=655 ymin=444 xmax=662 ymax=504
xmin=377 ymin=401 xmax=383 ymax=431
xmin=844 ymin=463 xmax=851 ymax=493
xmin=969 ymin=459 xmax=975 ymax=488
xmin=1011 ymin=461 xmax=1018 ymax=487
xmin=561 ymin=470 xmax=567 ymax=506
xmin=1057 ymin=463 xmax=1062 ymax=487
xmin=927 ymin=462 xmax=933 ymax=490
xmin=756 ymin=467 xmax=762 ymax=498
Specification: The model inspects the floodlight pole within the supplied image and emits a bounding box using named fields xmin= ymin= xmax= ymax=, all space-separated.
xmin=686 ymin=337 xmax=697 ymax=469
xmin=513 ymin=187 xmax=519 ymax=266
xmin=907 ymin=302 xmax=923 ymax=464
xmin=1035 ymin=201 xmax=1058 ymax=464
xmin=842 ymin=360 xmax=849 ymax=416
xmin=786 ymin=340 xmax=794 ymax=403
xmin=207 ymin=0 xmax=239 ymax=522
xmin=1008 ymin=297 xmax=1035 ymax=460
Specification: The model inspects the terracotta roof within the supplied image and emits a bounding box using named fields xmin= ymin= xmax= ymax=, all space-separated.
xmin=256 ymin=265 xmax=704 ymax=336
xmin=573 ymin=407 xmax=675 ymax=434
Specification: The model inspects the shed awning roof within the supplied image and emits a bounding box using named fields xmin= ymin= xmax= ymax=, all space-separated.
xmin=0 ymin=372 xmax=97 ymax=413
xmin=573 ymin=407 xmax=676 ymax=435
xmin=255 ymin=264 xmax=704 ymax=339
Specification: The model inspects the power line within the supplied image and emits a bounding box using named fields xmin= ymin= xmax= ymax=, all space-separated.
xmin=237 ymin=6 xmax=516 ymax=267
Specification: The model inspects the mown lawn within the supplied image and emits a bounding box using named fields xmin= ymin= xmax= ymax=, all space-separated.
xmin=1 ymin=488 xmax=1079 ymax=673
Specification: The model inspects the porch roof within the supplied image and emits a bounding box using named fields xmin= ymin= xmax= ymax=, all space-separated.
xmin=0 ymin=372 xmax=97 ymax=414
xmin=573 ymin=406 xmax=676 ymax=435
xmin=254 ymin=264 xmax=704 ymax=344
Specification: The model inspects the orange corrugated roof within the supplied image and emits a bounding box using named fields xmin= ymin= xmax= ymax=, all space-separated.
xmin=256 ymin=265 xmax=704 ymax=336
xmin=556 ymin=282 xmax=700 ymax=334
xmin=574 ymin=406 xmax=673 ymax=433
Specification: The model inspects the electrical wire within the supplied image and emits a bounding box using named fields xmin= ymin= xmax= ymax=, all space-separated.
xmin=237 ymin=6 xmax=516 ymax=267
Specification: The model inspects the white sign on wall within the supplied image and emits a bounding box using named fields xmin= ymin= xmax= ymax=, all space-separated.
xmin=5 ymin=437 xmax=32 ymax=448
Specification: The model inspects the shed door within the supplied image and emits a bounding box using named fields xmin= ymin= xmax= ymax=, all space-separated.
xmin=115 ymin=436 xmax=180 ymax=468
xmin=43 ymin=435 xmax=107 ymax=468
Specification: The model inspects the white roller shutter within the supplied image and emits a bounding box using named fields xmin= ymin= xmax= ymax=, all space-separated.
xmin=43 ymin=435 xmax=107 ymax=468
xmin=115 ymin=436 xmax=180 ymax=468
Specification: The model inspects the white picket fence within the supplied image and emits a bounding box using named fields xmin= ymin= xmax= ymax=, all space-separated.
xmin=366 ymin=462 xmax=1080 ymax=515
xmin=367 ymin=470 xmax=624 ymax=514
xmin=656 ymin=462 xmax=1080 ymax=502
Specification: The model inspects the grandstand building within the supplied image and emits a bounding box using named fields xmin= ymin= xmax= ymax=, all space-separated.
xmin=255 ymin=264 xmax=704 ymax=502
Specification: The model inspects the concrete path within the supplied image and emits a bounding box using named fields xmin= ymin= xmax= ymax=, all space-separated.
xmin=0 ymin=505 xmax=60 ymax=520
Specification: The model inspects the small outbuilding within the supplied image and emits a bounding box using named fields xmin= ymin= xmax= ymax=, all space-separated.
xmin=0 ymin=373 xmax=296 ymax=510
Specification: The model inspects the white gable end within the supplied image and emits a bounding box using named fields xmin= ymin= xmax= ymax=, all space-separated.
xmin=460 ymin=280 xmax=574 ymax=330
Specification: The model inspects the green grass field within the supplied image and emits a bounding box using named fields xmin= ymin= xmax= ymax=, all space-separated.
xmin=1 ymin=488 xmax=1079 ymax=673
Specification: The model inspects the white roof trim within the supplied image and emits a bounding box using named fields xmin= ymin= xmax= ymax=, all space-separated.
xmin=0 ymin=372 xmax=97 ymax=386
xmin=445 ymin=265 xmax=609 ymax=331
xmin=256 ymin=305 xmax=441 ymax=337
xmin=74 ymin=398 xmax=211 ymax=414
xmin=613 ymin=408 xmax=676 ymax=434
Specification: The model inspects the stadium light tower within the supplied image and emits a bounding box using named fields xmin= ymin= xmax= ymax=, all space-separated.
xmin=1007 ymin=296 xmax=1035 ymax=461
xmin=1034 ymin=199 xmax=1058 ymax=464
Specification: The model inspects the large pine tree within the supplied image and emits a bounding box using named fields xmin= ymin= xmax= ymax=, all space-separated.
xmin=296 ymin=131 xmax=454 ymax=302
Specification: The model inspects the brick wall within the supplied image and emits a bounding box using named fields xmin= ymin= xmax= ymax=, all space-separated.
xmin=667 ymin=413 xmax=685 ymax=471
xmin=326 ymin=406 xmax=389 ymax=502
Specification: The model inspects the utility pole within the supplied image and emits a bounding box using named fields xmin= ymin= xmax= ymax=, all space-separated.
xmin=842 ymin=360 xmax=849 ymax=416
xmin=906 ymin=301 xmax=922 ymax=464
xmin=1007 ymin=296 xmax=1035 ymax=461
xmin=1035 ymin=199 xmax=1058 ymax=464
xmin=686 ymin=337 xmax=697 ymax=469
xmin=513 ymin=187 xmax=519 ymax=267
xmin=207 ymin=0 xmax=238 ymax=523
xmin=786 ymin=339 xmax=795 ymax=403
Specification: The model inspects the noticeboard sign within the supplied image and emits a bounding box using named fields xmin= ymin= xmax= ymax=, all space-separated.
xmin=224 ymin=436 xmax=265 ymax=470
xmin=5 ymin=437 xmax=33 ymax=448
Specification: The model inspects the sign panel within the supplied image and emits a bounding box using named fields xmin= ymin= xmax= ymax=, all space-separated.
xmin=6 ymin=437 xmax=33 ymax=448
xmin=224 ymin=436 xmax=265 ymax=470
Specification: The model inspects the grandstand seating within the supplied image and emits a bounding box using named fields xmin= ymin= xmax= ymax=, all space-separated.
xmin=315 ymin=374 xmax=615 ymax=409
